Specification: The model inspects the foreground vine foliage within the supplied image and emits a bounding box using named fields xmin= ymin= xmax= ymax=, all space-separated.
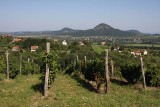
xmin=40 ymin=51 xmax=59 ymax=87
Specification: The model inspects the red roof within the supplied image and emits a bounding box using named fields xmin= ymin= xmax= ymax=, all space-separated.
xmin=31 ymin=46 xmax=38 ymax=51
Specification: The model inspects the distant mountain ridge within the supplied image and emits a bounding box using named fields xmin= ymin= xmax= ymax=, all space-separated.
xmin=93 ymin=23 xmax=113 ymax=30
xmin=126 ymin=30 xmax=142 ymax=34
xmin=1 ymin=23 xmax=158 ymax=36
xmin=53 ymin=23 xmax=138 ymax=36
xmin=59 ymin=27 xmax=75 ymax=32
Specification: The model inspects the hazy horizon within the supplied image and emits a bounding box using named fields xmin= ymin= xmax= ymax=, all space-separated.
xmin=0 ymin=0 xmax=160 ymax=33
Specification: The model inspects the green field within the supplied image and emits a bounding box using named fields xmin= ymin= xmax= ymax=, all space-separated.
xmin=92 ymin=45 xmax=110 ymax=54
xmin=0 ymin=73 xmax=160 ymax=107
xmin=92 ymin=45 xmax=104 ymax=54
xmin=124 ymin=44 xmax=160 ymax=47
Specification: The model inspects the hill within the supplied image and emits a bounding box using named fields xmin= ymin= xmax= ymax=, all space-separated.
xmin=53 ymin=23 xmax=137 ymax=36
xmin=0 ymin=23 xmax=145 ymax=37
xmin=53 ymin=27 xmax=77 ymax=35
xmin=126 ymin=30 xmax=142 ymax=35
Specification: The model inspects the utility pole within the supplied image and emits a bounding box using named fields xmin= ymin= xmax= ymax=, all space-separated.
xmin=19 ymin=54 xmax=22 ymax=75
xmin=5 ymin=51 xmax=9 ymax=80
xmin=44 ymin=42 xmax=50 ymax=97
xmin=105 ymin=49 xmax=109 ymax=93
xmin=140 ymin=57 xmax=146 ymax=89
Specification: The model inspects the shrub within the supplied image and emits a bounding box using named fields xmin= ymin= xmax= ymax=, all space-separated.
xmin=120 ymin=62 xmax=141 ymax=84
xmin=40 ymin=52 xmax=59 ymax=86
xmin=0 ymin=56 xmax=6 ymax=73
xmin=65 ymin=64 xmax=74 ymax=75
xmin=145 ymin=64 xmax=160 ymax=87
xmin=65 ymin=61 xmax=81 ymax=76
xmin=82 ymin=59 xmax=105 ymax=90
xmin=9 ymin=56 xmax=19 ymax=78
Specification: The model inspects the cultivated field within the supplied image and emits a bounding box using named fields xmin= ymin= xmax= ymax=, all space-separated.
xmin=124 ymin=44 xmax=160 ymax=47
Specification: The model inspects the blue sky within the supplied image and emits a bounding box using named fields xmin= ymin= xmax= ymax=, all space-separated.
xmin=0 ymin=0 xmax=160 ymax=33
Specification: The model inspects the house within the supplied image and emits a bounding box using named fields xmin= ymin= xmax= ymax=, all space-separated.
xmin=79 ymin=42 xmax=84 ymax=46
xmin=53 ymin=39 xmax=58 ymax=42
xmin=3 ymin=34 xmax=11 ymax=38
xmin=62 ymin=40 xmax=67 ymax=46
xmin=31 ymin=46 xmax=38 ymax=52
xmin=131 ymin=52 xmax=136 ymax=56
xmin=114 ymin=46 xmax=120 ymax=51
xmin=12 ymin=46 xmax=20 ymax=51
xmin=142 ymin=50 xmax=148 ymax=55
xmin=101 ymin=42 xmax=106 ymax=46
xmin=12 ymin=38 xmax=23 ymax=42
xmin=131 ymin=50 xmax=148 ymax=56
xmin=135 ymin=50 xmax=141 ymax=56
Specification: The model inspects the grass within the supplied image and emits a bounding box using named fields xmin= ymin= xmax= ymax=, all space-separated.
xmin=0 ymin=73 xmax=160 ymax=107
xmin=124 ymin=44 xmax=160 ymax=47
xmin=92 ymin=45 xmax=104 ymax=54
xmin=0 ymin=74 xmax=41 ymax=107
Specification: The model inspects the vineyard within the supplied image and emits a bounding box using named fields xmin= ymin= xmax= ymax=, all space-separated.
xmin=0 ymin=36 xmax=160 ymax=106
xmin=0 ymin=73 xmax=160 ymax=106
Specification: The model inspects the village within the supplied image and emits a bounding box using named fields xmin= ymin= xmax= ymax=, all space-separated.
xmin=1 ymin=34 xmax=151 ymax=58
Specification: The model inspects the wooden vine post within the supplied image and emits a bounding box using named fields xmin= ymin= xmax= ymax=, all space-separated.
xmin=19 ymin=54 xmax=22 ymax=75
xmin=84 ymin=56 xmax=87 ymax=62
xmin=73 ymin=59 xmax=76 ymax=72
xmin=105 ymin=49 xmax=109 ymax=93
xmin=140 ymin=56 xmax=146 ymax=89
xmin=44 ymin=42 xmax=50 ymax=97
xmin=76 ymin=55 xmax=79 ymax=62
xmin=111 ymin=60 xmax=114 ymax=77
xmin=5 ymin=51 xmax=9 ymax=80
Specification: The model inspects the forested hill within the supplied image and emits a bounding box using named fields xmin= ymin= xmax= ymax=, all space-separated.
xmin=53 ymin=23 xmax=139 ymax=36
xmin=68 ymin=23 xmax=139 ymax=36
xmin=0 ymin=23 xmax=145 ymax=36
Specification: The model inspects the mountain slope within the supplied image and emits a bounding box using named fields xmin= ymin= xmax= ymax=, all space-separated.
xmin=126 ymin=30 xmax=142 ymax=35
xmin=93 ymin=23 xmax=113 ymax=30
xmin=54 ymin=27 xmax=77 ymax=34
xmin=1 ymin=23 xmax=145 ymax=36
xmin=53 ymin=23 xmax=136 ymax=36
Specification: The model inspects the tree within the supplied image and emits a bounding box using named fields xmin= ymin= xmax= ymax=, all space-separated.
xmin=22 ymin=38 xmax=47 ymax=51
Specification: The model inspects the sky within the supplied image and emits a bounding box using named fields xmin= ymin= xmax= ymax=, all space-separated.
xmin=0 ymin=0 xmax=160 ymax=33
